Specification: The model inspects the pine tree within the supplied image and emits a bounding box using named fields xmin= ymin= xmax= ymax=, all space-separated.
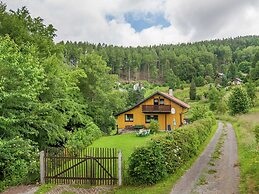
xmin=190 ymin=79 xmax=196 ymax=100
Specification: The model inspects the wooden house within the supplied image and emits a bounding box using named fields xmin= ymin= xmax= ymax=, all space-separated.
xmin=115 ymin=89 xmax=190 ymax=131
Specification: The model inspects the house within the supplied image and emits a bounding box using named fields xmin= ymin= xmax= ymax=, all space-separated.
xmin=115 ymin=89 xmax=190 ymax=131
xmin=232 ymin=78 xmax=243 ymax=85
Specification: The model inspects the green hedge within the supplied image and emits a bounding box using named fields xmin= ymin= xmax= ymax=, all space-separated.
xmin=127 ymin=117 xmax=216 ymax=184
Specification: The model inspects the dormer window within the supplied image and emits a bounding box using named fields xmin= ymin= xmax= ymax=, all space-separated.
xmin=160 ymin=99 xmax=164 ymax=105
xmin=154 ymin=98 xmax=159 ymax=105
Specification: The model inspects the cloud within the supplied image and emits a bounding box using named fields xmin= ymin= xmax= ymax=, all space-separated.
xmin=3 ymin=0 xmax=259 ymax=46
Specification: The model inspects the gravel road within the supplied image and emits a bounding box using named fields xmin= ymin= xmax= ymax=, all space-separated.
xmin=171 ymin=121 xmax=240 ymax=194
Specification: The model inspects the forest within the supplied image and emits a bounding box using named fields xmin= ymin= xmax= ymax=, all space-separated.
xmin=62 ymin=34 xmax=259 ymax=89
xmin=0 ymin=3 xmax=259 ymax=191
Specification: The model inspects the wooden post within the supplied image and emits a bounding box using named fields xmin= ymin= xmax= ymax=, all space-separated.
xmin=40 ymin=151 xmax=45 ymax=184
xmin=118 ymin=150 xmax=122 ymax=186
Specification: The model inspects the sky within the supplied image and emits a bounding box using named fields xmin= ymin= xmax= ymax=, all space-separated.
xmin=3 ymin=0 xmax=259 ymax=46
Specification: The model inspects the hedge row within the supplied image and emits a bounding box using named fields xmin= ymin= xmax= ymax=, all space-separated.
xmin=128 ymin=117 xmax=216 ymax=185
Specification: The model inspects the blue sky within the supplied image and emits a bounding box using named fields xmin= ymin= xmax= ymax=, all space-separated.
xmin=106 ymin=12 xmax=171 ymax=32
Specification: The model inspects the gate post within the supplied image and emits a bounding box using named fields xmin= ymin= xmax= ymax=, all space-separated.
xmin=118 ymin=150 xmax=122 ymax=186
xmin=40 ymin=151 xmax=45 ymax=184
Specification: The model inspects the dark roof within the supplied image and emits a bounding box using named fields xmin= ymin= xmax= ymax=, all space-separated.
xmin=114 ymin=91 xmax=190 ymax=116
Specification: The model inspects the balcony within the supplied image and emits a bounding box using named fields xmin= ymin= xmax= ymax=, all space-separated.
xmin=142 ymin=105 xmax=171 ymax=113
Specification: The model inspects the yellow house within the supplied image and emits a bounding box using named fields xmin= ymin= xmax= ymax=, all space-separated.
xmin=115 ymin=90 xmax=190 ymax=131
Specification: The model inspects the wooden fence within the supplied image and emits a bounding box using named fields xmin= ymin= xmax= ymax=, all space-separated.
xmin=40 ymin=147 xmax=122 ymax=186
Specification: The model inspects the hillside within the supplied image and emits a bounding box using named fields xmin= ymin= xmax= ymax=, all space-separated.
xmin=62 ymin=36 xmax=259 ymax=89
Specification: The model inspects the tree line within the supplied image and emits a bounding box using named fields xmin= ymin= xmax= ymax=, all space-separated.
xmin=62 ymin=36 xmax=259 ymax=88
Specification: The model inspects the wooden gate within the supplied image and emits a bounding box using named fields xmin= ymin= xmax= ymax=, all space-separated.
xmin=40 ymin=147 xmax=122 ymax=185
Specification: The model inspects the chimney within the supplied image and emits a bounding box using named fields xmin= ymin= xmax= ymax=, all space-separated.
xmin=169 ymin=88 xmax=173 ymax=96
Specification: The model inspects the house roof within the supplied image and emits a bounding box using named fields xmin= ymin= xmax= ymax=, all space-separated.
xmin=115 ymin=91 xmax=190 ymax=116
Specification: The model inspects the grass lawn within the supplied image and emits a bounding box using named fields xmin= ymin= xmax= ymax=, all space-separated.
xmin=90 ymin=133 xmax=154 ymax=163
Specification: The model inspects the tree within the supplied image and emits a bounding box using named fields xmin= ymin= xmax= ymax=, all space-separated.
xmin=208 ymin=86 xmax=221 ymax=111
xmin=250 ymin=62 xmax=259 ymax=81
xmin=78 ymin=53 xmax=126 ymax=134
xmin=189 ymin=79 xmax=196 ymax=100
xmin=228 ymin=87 xmax=251 ymax=115
xmin=227 ymin=63 xmax=237 ymax=80
xmin=246 ymin=81 xmax=257 ymax=106
xmin=0 ymin=36 xmax=46 ymax=140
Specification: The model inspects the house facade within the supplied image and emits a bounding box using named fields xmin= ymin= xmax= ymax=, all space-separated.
xmin=115 ymin=90 xmax=190 ymax=131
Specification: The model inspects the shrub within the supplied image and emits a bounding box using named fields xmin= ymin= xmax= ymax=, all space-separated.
xmin=149 ymin=120 xmax=159 ymax=134
xmin=65 ymin=121 xmax=102 ymax=151
xmin=0 ymin=137 xmax=39 ymax=192
xmin=190 ymin=105 xmax=213 ymax=121
xmin=128 ymin=143 xmax=166 ymax=185
xmin=128 ymin=117 xmax=215 ymax=185
xmin=228 ymin=87 xmax=251 ymax=115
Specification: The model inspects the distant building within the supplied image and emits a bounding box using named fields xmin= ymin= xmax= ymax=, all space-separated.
xmin=232 ymin=78 xmax=243 ymax=85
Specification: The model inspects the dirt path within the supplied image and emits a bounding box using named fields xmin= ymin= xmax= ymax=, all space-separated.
xmin=170 ymin=122 xmax=240 ymax=194
xmin=1 ymin=185 xmax=39 ymax=194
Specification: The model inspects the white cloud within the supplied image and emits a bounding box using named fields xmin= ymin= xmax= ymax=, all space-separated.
xmin=3 ymin=0 xmax=259 ymax=46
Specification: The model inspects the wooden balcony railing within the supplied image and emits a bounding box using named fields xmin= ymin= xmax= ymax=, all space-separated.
xmin=142 ymin=105 xmax=171 ymax=113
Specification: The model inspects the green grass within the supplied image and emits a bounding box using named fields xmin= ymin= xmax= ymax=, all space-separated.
xmin=197 ymin=175 xmax=208 ymax=186
xmin=207 ymin=169 xmax=217 ymax=174
xmin=210 ymin=129 xmax=226 ymax=161
xmin=110 ymin=123 xmax=218 ymax=194
xmin=232 ymin=116 xmax=259 ymax=193
xmin=90 ymin=133 xmax=154 ymax=163
xmin=35 ymin=184 xmax=56 ymax=194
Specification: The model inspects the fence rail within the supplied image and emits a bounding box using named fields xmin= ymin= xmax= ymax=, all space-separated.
xmin=40 ymin=147 xmax=122 ymax=186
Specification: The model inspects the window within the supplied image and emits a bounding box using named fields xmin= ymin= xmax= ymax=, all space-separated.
xmin=154 ymin=98 xmax=159 ymax=105
xmin=159 ymin=98 xmax=164 ymax=105
xmin=125 ymin=114 xmax=133 ymax=122
xmin=145 ymin=115 xmax=158 ymax=123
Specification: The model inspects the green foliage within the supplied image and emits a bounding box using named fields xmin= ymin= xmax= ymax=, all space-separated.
xmin=250 ymin=62 xmax=259 ymax=81
xmin=208 ymin=86 xmax=221 ymax=111
xmin=35 ymin=184 xmax=56 ymax=194
xmin=254 ymin=125 xmax=259 ymax=143
xmin=65 ymin=121 xmax=102 ymax=151
xmin=0 ymin=36 xmax=46 ymax=140
xmin=127 ymin=87 xmax=145 ymax=107
xmin=190 ymin=79 xmax=197 ymax=100
xmin=78 ymin=53 xmax=126 ymax=134
xmin=0 ymin=137 xmax=39 ymax=191
xmin=128 ymin=143 xmax=167 ymax=185
xmin=207 ymin=86 xmax=228 ymax=113
xmin=194 ymin=76 xmax=206 ymax=87
xmin=228 ymin=87 xmax=251 ymax=115
xmin=149 ymin=120 xmax=159 ymax=134
xmin=128 ymin=117 xmax=215 ymax=185
xmin=246 ymin=81 xmax=257 ymax=106
xmin=190 ymin=105 xmax=213 ymax=121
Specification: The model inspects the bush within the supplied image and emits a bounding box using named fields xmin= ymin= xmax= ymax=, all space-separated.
xmin=228 ymin=87 xmax=251 ymax=115
xmin=190 ymin=105 xmax=213 ymax=121
xmin=149 ymin=120 xmax=159 ymax=134
xmin=128 ymin=117 xmax=216 ymax=185
xmin=65 ymin=121 xmax=102 ymax=151
xmin=0 ymin=137 xmax=39 ymax=192
xmin=128 ymin=143 xmax=166 ymax=185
